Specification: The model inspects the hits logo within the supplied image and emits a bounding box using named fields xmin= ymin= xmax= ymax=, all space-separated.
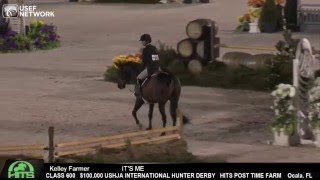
xmin=8 ymin=161 xmax=35 ymax=178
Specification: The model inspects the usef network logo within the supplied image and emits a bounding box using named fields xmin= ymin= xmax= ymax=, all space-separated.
xmin=2 ymin=4 xmax=55 ymax=18
xmin=2 ymin=4 xmax=18 ymax=18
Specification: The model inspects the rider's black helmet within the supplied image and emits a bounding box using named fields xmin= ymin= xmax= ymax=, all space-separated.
xmin=139 ymin=34 xmax=152 ymax=43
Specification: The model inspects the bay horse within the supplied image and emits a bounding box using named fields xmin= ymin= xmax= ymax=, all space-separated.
xmin=117 ymin=62 xmax=190 ymax=131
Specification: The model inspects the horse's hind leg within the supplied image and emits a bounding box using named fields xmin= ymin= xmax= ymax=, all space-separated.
xmin=170 ymin=97 xmax=178 ymax=126
xmin=158 ymin=103 xmax=167 ymax=136
xmin=132 ymin=98 xmax=144 ymax=130
xmin=147 ymin=104 xmax=154 ymax=130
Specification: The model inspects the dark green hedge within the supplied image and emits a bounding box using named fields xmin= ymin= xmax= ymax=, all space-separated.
xmin=104 ymin=32 xmax=319 ymax=92
xmin=284 ymin=0 xmax=298 ymax=30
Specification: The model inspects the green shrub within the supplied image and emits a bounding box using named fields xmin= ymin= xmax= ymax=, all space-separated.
xmin=104 ymin=42 xmax=274 ymax=91
xmin=259 ymin=0 xmax=277 ymax=31
xmin=158 ymin=41 xmax=179 ymax=68
xmin=172 ymin=62 xmax=270 ymax=90
xmin=264 ymin=30 xmax=299 ymax=89
xmin=0 ymin=31 xmax=31 ymax=52
xmin=28 ymin=20 xmax=60 ymax=50
xmin=284 ymin=0 xmax=298 ymax=30
xmin=104 ymin=66 xmax=119 ymax=82
xmin=104 ymin=32 xmax=315 ymax=91
xmin=14 ymin=33 xmax=32 ymax=50
xmin=95 ymin=0 xmax=160 ymax=3
xmin=236 ymin=22 xmax=250 ymax=32
xmin=0 ymin=20 xmax=60 ymax=52
xmin=275 ymin=4 xmax=284 ymax=30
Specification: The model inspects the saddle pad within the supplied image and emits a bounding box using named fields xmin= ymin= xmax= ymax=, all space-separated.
xmin=141 ymin=73 xmax=158 ymax=86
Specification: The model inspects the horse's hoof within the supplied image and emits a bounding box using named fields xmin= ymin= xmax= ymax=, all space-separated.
xmin=138 ymin=124 xmax=143 ymax=130
xmin=146 ymin=127 xmax=152 ymax=131
xmin=160 ymin=132 xmax=166 ymax=136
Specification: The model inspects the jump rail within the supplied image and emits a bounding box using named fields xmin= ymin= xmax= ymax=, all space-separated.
xmin=0 ymin=109 xmax=184 ymax=162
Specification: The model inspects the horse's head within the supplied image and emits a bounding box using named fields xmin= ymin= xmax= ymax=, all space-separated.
xmin=117 ymin=65 xmax=130 ymax=89
xmin=117 ymin=63 xmax=142 ymax=89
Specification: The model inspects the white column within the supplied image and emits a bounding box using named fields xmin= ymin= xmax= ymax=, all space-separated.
xmin=293 ymin=58 xmax=299 ymax=87
xmin=19 ymin=0 xmax=25 ymax=35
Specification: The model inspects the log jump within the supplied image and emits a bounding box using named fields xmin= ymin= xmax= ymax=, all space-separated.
xmin=0 ymin=109 xmax=185 ymax=163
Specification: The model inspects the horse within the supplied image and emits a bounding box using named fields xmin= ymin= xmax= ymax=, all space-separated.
xmin=117 ymin=62 xmax=190 ymax=131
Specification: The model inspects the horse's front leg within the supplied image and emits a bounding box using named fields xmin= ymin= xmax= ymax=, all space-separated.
xmin=146 ymin=104 xmax=154 ymax=130
xmin=158 ymin=103 xmax=167 ymax=136
xmin=132 ymin=98 xmax=144 ymax=130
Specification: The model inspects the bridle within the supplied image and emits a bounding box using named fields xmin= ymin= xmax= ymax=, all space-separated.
xmin=126 ymin=85 xmax=135 ymax=94
xmin=120 ymin=79 xmax=135 ymax=94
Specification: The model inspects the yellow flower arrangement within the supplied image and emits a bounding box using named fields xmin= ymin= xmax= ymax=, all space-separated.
xmin=112 ymin=54 xmax=142 ymax=68
xmin=238 ymin=13 xmax=251 ymax=23
xmin=248 ymin=6 xmax=262 ymax=19
xmin=30 ymin=19 xmax=45 ymax=28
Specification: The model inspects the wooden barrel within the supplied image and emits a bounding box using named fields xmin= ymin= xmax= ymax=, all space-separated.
xmin=188 ymin=59 xmax=203 ymax=75
xmin=196 ymin=41 xmax=205 ymax=59
xmin=186 ymin=19 xmax=218 ymax=40
xmin=177 ymin=38 xmax=195 ymax=58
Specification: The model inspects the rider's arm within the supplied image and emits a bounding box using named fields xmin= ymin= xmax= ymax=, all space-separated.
xmin=141 ymin=48 xmax=149 ymax=69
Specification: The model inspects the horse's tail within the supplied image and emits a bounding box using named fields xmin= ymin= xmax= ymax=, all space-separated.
xmin=170 ymin=76 xmax=190 ymax=125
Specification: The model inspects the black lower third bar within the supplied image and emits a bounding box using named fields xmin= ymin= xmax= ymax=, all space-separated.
xmin=40 ymin=163 xmax=320 ymax=179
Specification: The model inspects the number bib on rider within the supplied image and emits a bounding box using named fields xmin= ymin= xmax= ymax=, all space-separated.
xmin=152 ymin=55 xmax=159 ymax=61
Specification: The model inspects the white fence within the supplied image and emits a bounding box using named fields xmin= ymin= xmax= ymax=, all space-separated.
xmin=299 ymin=4 xmax=320 ymax=32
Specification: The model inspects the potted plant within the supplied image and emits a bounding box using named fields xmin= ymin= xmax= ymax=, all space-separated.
xmin=270 ymin=84 xmax=300 ymax=146
xmin=236 ymin=13 xmax=251 ymax=32
xmin=308 ymin=78 xmax=320 ymax=146
xmin=248 ymin=6 xmax=262 ymax=33
xmin=236 ymin=0 xmax=263 ymax=32
xmin=259 ymin=0 xmax=278 ymax=33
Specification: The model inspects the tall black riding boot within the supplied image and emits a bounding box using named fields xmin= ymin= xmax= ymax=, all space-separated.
xmin=134 ymin=80 xmax=142 ymax=97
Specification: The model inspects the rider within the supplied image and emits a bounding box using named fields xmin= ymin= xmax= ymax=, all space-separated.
xmin=135 ymin=34 xmax=160 ymax=97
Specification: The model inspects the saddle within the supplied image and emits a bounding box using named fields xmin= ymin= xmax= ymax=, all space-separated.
xmin=137 ymin=69 xmax=171 ymax=103
xmin=141 ymin=69 xmax=170 ymax=87
xmin=141 ymin=72 xmax=158 ymax=87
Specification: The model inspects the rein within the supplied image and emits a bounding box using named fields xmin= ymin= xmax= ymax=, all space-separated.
xmin=125 ymin=84 xmax=135 ymax=94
